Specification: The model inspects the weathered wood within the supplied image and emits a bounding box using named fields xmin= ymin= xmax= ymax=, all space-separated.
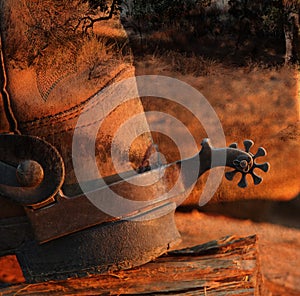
xmin=0 ymin=235 xmax=262 ymax=296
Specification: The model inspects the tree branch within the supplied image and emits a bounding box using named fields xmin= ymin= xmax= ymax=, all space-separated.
xmin=77 ymin=0 xmax=119 ymax=33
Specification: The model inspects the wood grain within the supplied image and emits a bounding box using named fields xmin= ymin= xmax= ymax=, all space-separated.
xmin=0 ymin=235 xmax=262 ymax=295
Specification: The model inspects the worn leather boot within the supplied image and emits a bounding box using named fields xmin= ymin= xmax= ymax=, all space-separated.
xmin=0 ymin=0 xmax=271 ymax=283
xmin=0 ymin=1 xmax=183 ymax=282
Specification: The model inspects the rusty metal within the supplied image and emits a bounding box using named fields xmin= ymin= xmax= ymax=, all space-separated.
xmin=0 ymin=134 xmax=65 ymax=206
xmin=225 ymin=140 xmax=269 ymax=187
xmin=16 ymin=160 xmax=44 ymax=187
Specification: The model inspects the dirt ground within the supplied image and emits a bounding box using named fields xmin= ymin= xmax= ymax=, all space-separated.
xmin=175 ymin=210 xmax=300 ymax=296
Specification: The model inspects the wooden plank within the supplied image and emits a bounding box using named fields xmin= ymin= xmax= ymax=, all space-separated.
xmin=0 ymin=235 xmax=262 ymax=295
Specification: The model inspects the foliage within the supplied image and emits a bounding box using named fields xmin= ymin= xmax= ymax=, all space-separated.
xmin=3 ymin=0 xmax=298 ymax=66
xmin=84 ymin=0 xmax=118 ymax=11
xmin=262 ymin=2 xmax=284 ymax=36
xmin=79 ymin=0 xmax=123 ymax=32
xmin=228 ymin=0 xmax=299 ymax=37
xmin=125 ymin=0 xmax=211 ymax=29
xmin=2 ymin=0 xmax=122 ymax=68
xmin=228 ymin=0 xmax=299 ymax=63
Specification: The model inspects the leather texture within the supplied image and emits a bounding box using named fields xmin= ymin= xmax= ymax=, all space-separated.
xmin=0 ymin=0 xmax=152 ymax=197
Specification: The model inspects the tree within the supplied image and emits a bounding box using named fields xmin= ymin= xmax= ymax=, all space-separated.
xmin=228 ymin=0 xmax=263 ymax=51
xmin=282 ymin=0 xmax=299 ymax=64
xmin=228 ymin=0 xmax=299 ymax=64
xmin=78 ymin=0 xmax=123 ymax=32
